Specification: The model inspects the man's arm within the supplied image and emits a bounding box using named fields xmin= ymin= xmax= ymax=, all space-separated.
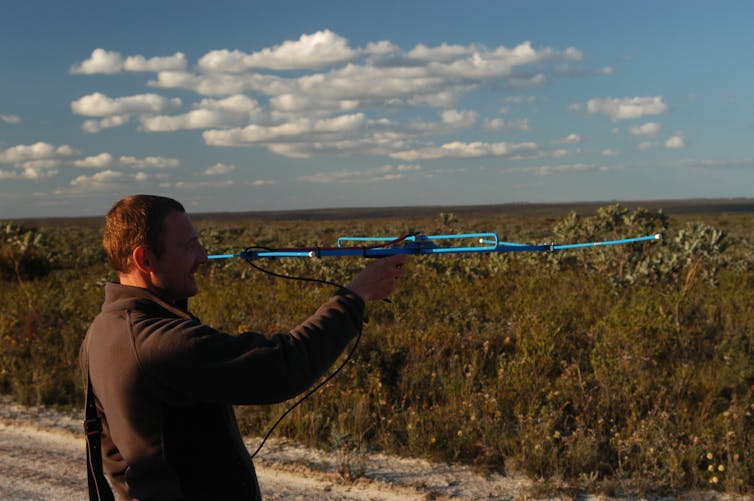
xmin=134 ymin=256 xmax=407 ymax=406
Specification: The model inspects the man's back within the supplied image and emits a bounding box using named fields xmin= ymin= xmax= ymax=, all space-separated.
xmin=83 ymin=283 xmax=261 ymax=499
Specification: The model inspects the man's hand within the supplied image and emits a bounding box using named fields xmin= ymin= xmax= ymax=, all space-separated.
xmin=346 ymin=255 xmax=408 ymax=301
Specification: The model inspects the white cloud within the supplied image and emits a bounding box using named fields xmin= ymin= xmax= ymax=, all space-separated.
xmin=197 ymin=95 xmax=262 ymax=114
xmin=142 ymin=108 xmax=233 ymax=131
xmin=601 ymin=149 xmax=618 ymax=157
xmin=441 ymin=109 xmax=478 ymax=128
xmin=483 ymin=118 xmax=506 ymax=130
xmin=159 ymin=180 xmax=234 ymax=190
xmin=1 ymin=114 xmax=22 ymax=124
xmin=197 ymin=30 xmax=359 ymax=72
xmin=410 ymin=109 xmax=479 ymax=133
xmin=506 ymin=96 xmax=537 ymax=104
xmin=676 ymin=157 xmax=754 ymax=169
xmin=269 ymin=93 xmax=361 ymax=116
xmin=665 ymin=133 xmax=686 ymax=149
xmin=407 ymin=42 xmax=474 ymax=62
xmin=0 ymin=166 xmax=59 ymax=180
xmin=119 ymin=155 xmax=179 ymax=169
xmin=70 ymin=48 xmax=123 ymax=74
xmin=628 ymin=122 xmax=661 ymax=138
xmin=61 ymin=168 xmax=170 ymax=194
xmin=563 ymin=47 xmax=584 ymax=62
xmin=124 ymin=53 xmax=187 ymax=72
xmin=509 ymin=163 xmax=595 ymax=176
xmin=364 ymin=40 xmax=400 ymax=57
xmin=265 ymin=134 xmax=400 ymax=159
xmin=14 ymin=159 xmax=60 ymax=170
xmin=298 ymin=164 xmax=421 ymax=183
xmin=0 ymin=142 xmax=77 ymax=180
xmin=294 ymin=64 xmax=457 ymax=103
xmin=204 ymin=163 xmax=236 ymax=176
xmin=71 ymin=32 xmax=612 ymax=164
xmin=407 ymin=41 xmax=580 ymax=74
xmin=507 ymin=73 xmax=547 ymax=87
xmin=148 ymin=70 xmax=284 ymax=97
xmin=141 ymin=95 xmax=264 ymax=132
xmin=82 ymin=115 xmax=131 ymax=133
xmin=71 ymin=92 xmax=181 ymax=117
xmin=391 ymin=141 xmax=538 ymax=161
xmin=70 ymin=48 xmax=187 ymax=74
xmin=69 ymin=169 xmax=124 ymax=190
xmin=554 ymin=133 xmax=582 ymax=144
xmin=152 ymin=36 xmax=588 ymax=104
xmin=0 ymin=142 xmax=78 ymax=165
xmin=638 ymin=141 xmax=655 ymax=150
xmin=248 ymin=179 xmax=277 ymax=187
xmin=408 ymin=90 xmax=464 ymax=108
xmin=72 ymin=92 xmax=182 ymax=133
xmin=203 ymin=113 xmax=367 ymax=147
xmin=74 ymin=153 xmax=114 ymax=168
xmin=553 ymin=61 xmax=610 ymax=78
xmin=0 ymin=169 xmax=22 ymax=180
xmin=586 ymin=96 xmax=668 ymax=121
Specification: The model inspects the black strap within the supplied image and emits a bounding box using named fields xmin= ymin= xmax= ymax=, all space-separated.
xmin=84 ymin=334 xmax=115 ymax=501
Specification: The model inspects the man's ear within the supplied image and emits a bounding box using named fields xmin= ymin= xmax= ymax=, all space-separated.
xmin=131 ymin=245 xmax=154 ymax=274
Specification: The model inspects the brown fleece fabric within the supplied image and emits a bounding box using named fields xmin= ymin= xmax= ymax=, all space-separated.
xmin=80 ymin=283 xmax=364 ymax=500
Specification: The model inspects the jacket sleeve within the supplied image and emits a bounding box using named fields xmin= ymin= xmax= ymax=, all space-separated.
xmin=132 ymin=289 xmax=365 ymax=406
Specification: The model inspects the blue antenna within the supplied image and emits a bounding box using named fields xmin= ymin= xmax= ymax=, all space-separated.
xmin=208 ymin=232 xmax=661 ymax=261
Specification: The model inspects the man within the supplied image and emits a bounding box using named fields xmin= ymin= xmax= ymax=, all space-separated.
xmin=80 ymin=194 xmax=407 ymax=500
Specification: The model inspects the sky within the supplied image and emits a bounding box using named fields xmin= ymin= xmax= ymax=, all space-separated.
xmin=1 ymin=0 xmax=753 ymax=218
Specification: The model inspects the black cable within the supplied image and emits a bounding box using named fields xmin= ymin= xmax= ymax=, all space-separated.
xmin=243 ymin=248 xmax=364 ymax=459
xmin=249 ymin=328 xmax=362 ymax=459
xmin=242 ymin=246 xmax=345 ymax=290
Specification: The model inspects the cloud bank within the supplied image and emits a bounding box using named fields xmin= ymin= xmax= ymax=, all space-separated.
xmin=42 ymin=29 xmax=697 ymax=199
xmin=68 ymin=31 xmax=599 ymax=161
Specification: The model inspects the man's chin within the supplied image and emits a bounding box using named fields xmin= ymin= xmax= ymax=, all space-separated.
xmin=187 ymin=276 xmax=199 ymax=297
xmin=153 ymin=283 xmax=199 ymax=303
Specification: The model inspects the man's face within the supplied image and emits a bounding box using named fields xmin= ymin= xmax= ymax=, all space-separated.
xmin=150 ymin=211 xmax=207 ymax=302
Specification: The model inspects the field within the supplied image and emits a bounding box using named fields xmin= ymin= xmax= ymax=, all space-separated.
xmin=1 ymin=199 xmax=753 ymax=496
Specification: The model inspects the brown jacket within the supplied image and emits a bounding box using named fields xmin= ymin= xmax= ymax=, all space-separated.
xmin=80 ymin=283 xmax=364 ymax=500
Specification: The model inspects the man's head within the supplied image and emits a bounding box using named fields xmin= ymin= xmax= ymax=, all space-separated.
xmin=104 ymin=195 xmax=207 ymax=301
xmin=104 ymin=195 xmax=186 ymax=273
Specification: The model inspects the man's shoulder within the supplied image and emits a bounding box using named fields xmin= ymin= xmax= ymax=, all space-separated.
xmin=98 ymin=287 xmax=217 ymax=366
xmin=93 ymin=283 xmax=202 ymax=347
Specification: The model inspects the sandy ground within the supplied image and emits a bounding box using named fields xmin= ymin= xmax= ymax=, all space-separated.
xmin=1 ymin=396 xmax=747 ymax=500
xmin=0 ymin=421 xmax=435 ymax=500
xmin=0 ymin=396 xmax=539 ymax=500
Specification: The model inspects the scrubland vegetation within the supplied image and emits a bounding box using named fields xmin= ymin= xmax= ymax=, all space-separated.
xmin=1 ymin=203 xmax=752 ymax=496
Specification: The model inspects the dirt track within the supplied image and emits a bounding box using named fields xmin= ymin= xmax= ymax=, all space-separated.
xmin=0 ymin=422 xmax=430 ymax=500
xmin=1 ymin=398 xmax=743 ymax=501
xmin=0 ymin=423 xmax=86 ymax=500
xmin=0 ymin=397 xmax=534 ymax=500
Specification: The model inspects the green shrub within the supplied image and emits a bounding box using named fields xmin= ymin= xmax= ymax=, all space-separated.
xmin=1 ymin=205 xmax=753 ymax=495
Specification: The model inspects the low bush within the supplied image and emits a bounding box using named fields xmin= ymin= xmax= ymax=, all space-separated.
xmin=1 ymin=205 xmax=752 ymax=495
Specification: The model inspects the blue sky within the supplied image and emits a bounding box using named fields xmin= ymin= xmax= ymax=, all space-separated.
xmin=1 ymin=0 xmax=752 ymax=218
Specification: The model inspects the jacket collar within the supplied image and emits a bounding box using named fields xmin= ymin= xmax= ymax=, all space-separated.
xmin=102 ymin=282 xmax=192 ymax=319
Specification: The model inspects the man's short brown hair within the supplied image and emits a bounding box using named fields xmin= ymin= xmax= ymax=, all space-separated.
xmin=103 ymin=195 xmax=185 ymax=274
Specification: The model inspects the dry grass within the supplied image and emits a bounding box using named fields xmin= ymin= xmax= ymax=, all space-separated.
xmin=2 ymin=200 xmax=753 ymax=496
